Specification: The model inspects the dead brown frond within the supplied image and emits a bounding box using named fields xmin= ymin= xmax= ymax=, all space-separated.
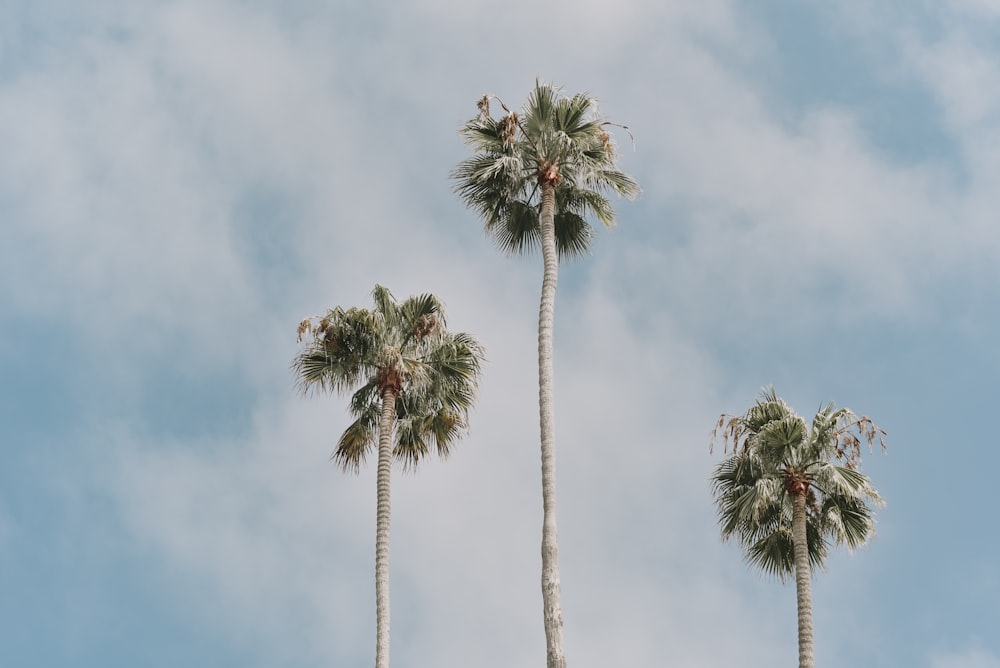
xmin=499 ymin=112 xmax=519 ymax=148
xmin=601 ymin=121 xmax=636 ymax=152
xmin=857 ymin=415 xmax=888 ymax=452
xmin=832 ymin=415 xmax=887 ymax=469
xmin=711 ymin=414 xmax=747 ymax=454
xmin=297 ymin=317 xmax=317 ymax=343
xmin=598 ymin=128 xmax=613 ymax=156
xmin=476 ymin=94 xmax=491 ymax=120
xmin=413 ymin=313 xmax=443 ymax=341
xmin=477 ymin=93 xmax=513 ymax=120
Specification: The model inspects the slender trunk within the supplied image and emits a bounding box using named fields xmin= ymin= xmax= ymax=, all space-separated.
xmin=374 ymin=389 xmax=396 ymax=668
xmin=792 ymin=491 xmax=814 ymax=668
xmin=537 ymin=182 xmax=566 ymax=668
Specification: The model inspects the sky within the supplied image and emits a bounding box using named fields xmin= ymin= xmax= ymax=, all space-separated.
xmin=2 ymin=0 xmax=999 ymax=666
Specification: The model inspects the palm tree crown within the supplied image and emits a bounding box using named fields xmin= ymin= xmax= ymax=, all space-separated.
xmin=294 ymin=285 xmax=484 ymax=471
xmin=452 ymin=79 xmax=640 ymax=257
xmin=711 ymin=387 xmax=886 ymax=577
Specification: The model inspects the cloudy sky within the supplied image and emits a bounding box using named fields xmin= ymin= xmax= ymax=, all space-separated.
xmin=3 ymin=1 xmax=1000 ymax=666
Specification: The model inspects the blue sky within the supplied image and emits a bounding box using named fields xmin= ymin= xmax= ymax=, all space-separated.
xmin=2 ymin=1 xmax=999 ymax=666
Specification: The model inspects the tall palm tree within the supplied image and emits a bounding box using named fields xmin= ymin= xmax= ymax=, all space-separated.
xmin=293 ymin=285 xmax=484 ymax=668
xmin=711 ymin=387 xmax=886 ymax=668
xmin=452 ymin=80 xmax=639 ymax=668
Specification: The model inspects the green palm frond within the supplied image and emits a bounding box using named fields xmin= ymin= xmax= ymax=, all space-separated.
xmin=554 ymin=184 xmax=615 ymax=236
xmin=494 ymin=200 xmax=541 ymax=256
xmin=756 ymin=415 xmax=808 ymax=466
xmin=348 ymin=379 xmax=380 ymax=417
xmin=453 ymin=153 xmax=529 ymax=206
xmin=743 ymin=389 xmax=792 ymax=433
xmin=291 ymin=308 xmax=380 ymax=396
xmin=746 ymin=527 xmax=796 ymax=579
xmin=811 ymin=462 xmax=881 ymax=500
xmin=335 ymin=408 xmax=379 ymax=473
xmin=712 ymin=452 xmax=783 ymax=537
xmin=554 ymin=92 xmax=592 ymax=135
xmin=557 ymin=184 xmax=615 ymax=228
xmin=459 ymin=115 xmax=506 ymax=152
xmin=818 ymin=493 xmax=874 ymax=551
xmin=553 ymin=212 xmax=594 ymax=258
xmin=394 ymin=397 xmax=466 ymax=472
xmin=371 ymin=285 xmax=401 ymax=340
xmin=468 ymin=197 xmax=601 ymax=259
xmin=524 ymin=79 xmax=557 ymax=141
xmin=400 ymin=292 xmax=445 ymax=342
xmin=393 ymin=351 xmax=476 ymax=469
xmin=393 ymin=394 xmax=433 ymax=471
xmin=589 ymin=168 xmax=641 ymax=201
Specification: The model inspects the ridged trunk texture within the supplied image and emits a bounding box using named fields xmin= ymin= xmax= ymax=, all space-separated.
xmin=792 ymin=491 xmax=814 ymax=668
xmin=537 ymin=183 xmax=566 ymax=668
xmin=374 ymin=389 xmax=396 ymax=668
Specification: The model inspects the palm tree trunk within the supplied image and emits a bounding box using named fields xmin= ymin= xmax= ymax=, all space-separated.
xmin=537 ymin=182 xmax=566 ymax=668
xmin=792 ymin=491 xmax=814 ymax=668
xmin=374 ymin=389 xmax=396 ymax=668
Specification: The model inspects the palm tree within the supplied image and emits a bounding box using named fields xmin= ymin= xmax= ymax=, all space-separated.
xmin=293 ymin=285 xmax=485 ymax=668
xmin=452 ymin=80 xmax=639 ymax=668
xmin=711 ymin=387 xmax=886 ymax=668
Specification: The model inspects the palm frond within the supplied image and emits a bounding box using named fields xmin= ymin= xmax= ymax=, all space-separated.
xmin=746 ymin=526 xmax=796 ymax=579
xmin=556 ymin=186 xmax=614 ymax=231
xmin=811 ymin=462 xmax=880 ymax=499
xmin=757 ymin=415 xmax=807 ymax=466
xmin=712 ymin=453 xmax=783 ymax=538
xmin=371 ymin=285 xmax=402 ymax=338
xmin=525 ymin=79 xmax=558 ymax=142
xmin=551 ymin=212 xmax=593 ymax=258
xmin=394 ymin=400 xmax=467 ymax=472
xmin=589 ymin=168 xmax=641 ymax=202
xmin=292 ymin=337 xmax=375 ymax=396
xmin=399 ymin=292 xmax=445 ymax=345
xmin=393 ymin=405 xmax=431 ymax=472
xmin=334 ymin=408 xmax=378 ymax=473
xmin=554 ymin=93 xmax=593 ymax=134
xmin=348 ymin=379 xmax=381 ymax=417
xmin=818 ymin=493 xmax=875 ymax=551
xmin=494 ymin=200 xmax=541 ymax=256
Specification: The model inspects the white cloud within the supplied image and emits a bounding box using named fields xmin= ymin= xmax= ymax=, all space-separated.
xmin=598 ymin=7 xmax=1000 ymax=348
xmin=909 ymin=35 xmax=1000 ymax=135
xmin=0 ymin=2 xmax=372 ymax=371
